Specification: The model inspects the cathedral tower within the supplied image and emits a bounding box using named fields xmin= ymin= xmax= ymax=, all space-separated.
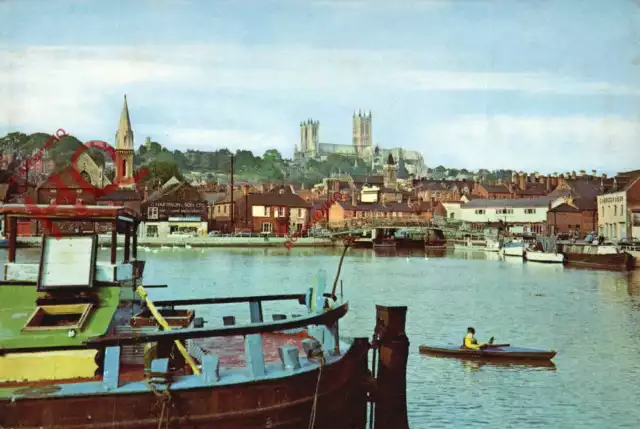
xmin=352 ymin=110 xmax=372 ymax=156
xmin=115 ymin=95 xmax=135 ymax=188
xmin=299 ymin=119 xmax=319 ymax=158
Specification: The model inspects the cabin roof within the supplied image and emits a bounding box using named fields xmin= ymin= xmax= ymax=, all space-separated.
xmin=0 ymin=204 xmax=141 ymax=221
xmin=0 ymin=285 xmax=121 ymax=350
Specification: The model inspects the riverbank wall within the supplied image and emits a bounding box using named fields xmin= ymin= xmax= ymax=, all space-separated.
xmin=15 ymin=236 xmax=337 ymax=248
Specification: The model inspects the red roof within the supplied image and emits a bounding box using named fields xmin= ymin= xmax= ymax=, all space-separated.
xmin=0 ymin=204 xmax=141 ymax=220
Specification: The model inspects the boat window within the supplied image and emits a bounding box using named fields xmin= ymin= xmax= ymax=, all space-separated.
xmin=23 ymin=303 xmax=93 ymax=331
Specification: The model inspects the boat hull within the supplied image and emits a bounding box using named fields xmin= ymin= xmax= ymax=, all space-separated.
xmin=525 ymin=251 xmax=565 ymax=264
xmin=0 ymin=340 xmax=368 ymax=429
xmin=564 ymin=252 xmax=635 ymax=271
xmin=418 ymin=345 xmax=556 ymax=361
xmin=501 ymin=247 xmax=524 ymax=257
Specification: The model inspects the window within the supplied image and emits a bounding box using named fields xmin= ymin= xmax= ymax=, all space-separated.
xmin=279 ymin=207 xmax=285 ymax=217
xmin=450 ymin=213 xmax=455 ymax=219
xmin=148 ymin=206 xmax=159 ymax=220
xmin=224 ymin=205 xmax=227 ymax=214
xmin=146 ymin=225 xmax=159 ymax=237
xmin=475 ymin=209 xmax=485 ymax=215
xmin=261 ymin=222 xmax=273 ymax=233
xmin=524 ymin=209 xmax=536 ymax=214
xmin=264 ymin=207 xmax=269 ymax=216
xmin=614 ymin=205 xmax=617 ymax=216
xmin=297 ymin=208 xmax=302 ymax=218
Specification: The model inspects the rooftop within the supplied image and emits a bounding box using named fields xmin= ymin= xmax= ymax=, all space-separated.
xmin=463 ymin=196 xmax=553 ymax=209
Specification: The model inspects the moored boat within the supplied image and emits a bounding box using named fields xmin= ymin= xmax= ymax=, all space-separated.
xmin=485 ymin=238 xmax=501 ymax=252
xmin=0 ymin=204 xmax=400 ymax=429
xmin=451 ymin=234 xmax=486 ymax=250
xmin=418 ymin=344 xmax=557 ymax=361
xmin=499 ymin=239 xmax=524 ymax=258
xmin=558 ymin=242 xmax=635 ymax=271
xmin=524 ymin=236 xmax=564 ymax=264
xmin=424 ymin=228 xmax=447 ymax=249
xmin=525 ymin=250 xmax=565 ymax=264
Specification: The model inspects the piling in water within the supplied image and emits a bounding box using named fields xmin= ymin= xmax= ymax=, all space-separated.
xmin=373 ymin=305 xmax=409 ymax=429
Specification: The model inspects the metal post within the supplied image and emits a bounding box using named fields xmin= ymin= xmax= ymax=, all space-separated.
xmin=8 ymin=216 xmax=17 ymax=263
xmin=230 ymin=154 xmax=235 ymax=234
xmin=132 ymin=223 xmax=138 ymax=260
xmin=123 ymin=223 xmax=131 ymax=263
xmin=110 ymin=220 xmax=117 ymax=265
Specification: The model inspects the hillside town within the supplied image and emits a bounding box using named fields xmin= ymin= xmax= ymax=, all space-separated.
xmin=0 ymin=96 xmax=638 ymax=245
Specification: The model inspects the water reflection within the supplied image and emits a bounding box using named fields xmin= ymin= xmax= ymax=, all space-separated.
xmin=457 ymin=357 xmax=557 ymax=371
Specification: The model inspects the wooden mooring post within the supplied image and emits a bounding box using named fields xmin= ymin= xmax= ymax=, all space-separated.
xmin=373 ymin=305 xmax=409 ymax=429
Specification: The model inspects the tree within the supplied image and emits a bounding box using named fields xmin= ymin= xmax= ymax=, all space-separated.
xmin=137 ymin=160 xmax=183 ymax=188
xmin=263 ymin=149 xmax=283 ymax=164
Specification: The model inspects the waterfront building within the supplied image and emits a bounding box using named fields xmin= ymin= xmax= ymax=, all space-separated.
xmin=141 ymin=180 xmax=208 ymax=238
xmin=293 ymin=111 xmax=427 ymax=177
xmin=597 ymin=176 xmax=640 ymax=241
xmin=546 ymin=178 xmax=602 ymax=236
xmin=213 ymin=185 xmax=310 ymax=234
xmin=327 ymin=197 xmax=433 ymax=228
xmin=459 ymin=197 xmax=553 ymax=235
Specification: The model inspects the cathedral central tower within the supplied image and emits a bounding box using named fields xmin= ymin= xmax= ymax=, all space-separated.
xmin=352 ymin=110 xmax=372 ymax=157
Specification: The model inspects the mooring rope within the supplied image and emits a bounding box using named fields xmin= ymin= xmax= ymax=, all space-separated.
xmin=145 ymin=375 xmax=172 ymax=429
xmin=307 ymin=355 xmax=325 ymax=429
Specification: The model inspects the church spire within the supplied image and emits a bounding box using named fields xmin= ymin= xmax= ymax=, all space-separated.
xmin=116 ymin=95 xmax=134 ymax=150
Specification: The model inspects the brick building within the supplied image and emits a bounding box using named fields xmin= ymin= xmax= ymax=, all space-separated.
xmin=213 ymin=185 xmax=310 ymax=235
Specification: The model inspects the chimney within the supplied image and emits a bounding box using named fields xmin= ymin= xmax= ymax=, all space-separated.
xmin=545 ymin=176 xmax=551 ymax=192
xmin=602 ymin=173 xmax=607 ymax=180
xmin=143 ymin=185 xmax=149 ymax=201
xmin=351 ymin=189 xmax=357 ymax=206
xmin=519 ymin=173 xmax=526 ymax=191
xmin=600 ymin=178 xmax=604 ymax=193
xmin=612 ymin=177 xmax=618 ymax=191
xmin=558 ymin=174 xmax=565 ymax=187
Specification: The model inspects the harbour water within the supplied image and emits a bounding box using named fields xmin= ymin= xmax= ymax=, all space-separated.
xmin=4 ymin=247 xmax=640 ymax=428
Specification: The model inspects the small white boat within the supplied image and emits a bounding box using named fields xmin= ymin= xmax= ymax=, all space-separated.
xmin=525 ymin=250 xmax=564 ymax=264
xmin=500 ymin=240 xmax=524 ymax=257
xmin=485 ymin=239 xmax=501 ymax=252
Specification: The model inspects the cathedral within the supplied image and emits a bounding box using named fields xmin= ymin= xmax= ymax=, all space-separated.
xmin=293 ymin=110 xmax=426 ymax=178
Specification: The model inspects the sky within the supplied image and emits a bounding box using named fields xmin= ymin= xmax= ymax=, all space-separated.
xmin=0 ymin=0 xmax=639 ymax=174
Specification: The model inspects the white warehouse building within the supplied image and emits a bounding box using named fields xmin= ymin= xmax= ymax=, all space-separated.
xmin=459 ymin=197 xmax=554 ymax=235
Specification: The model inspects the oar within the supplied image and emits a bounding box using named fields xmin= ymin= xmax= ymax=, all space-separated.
xmin=485 ymin=343 xmax=510 ymax=348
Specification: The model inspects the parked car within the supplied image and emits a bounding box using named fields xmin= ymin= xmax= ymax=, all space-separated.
xmin=207 ymin=231 xmax=221 ymax=237
xmin=619 ymin=237 xmax=640 ymax=246
xmin=234 ymin=231 xmax=252 ymax=237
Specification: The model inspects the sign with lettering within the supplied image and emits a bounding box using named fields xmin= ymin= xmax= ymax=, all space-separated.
xmin=599 ymin=195 xmax=624 ymax=204
xmin=148 ymin=201 xmax=207 ymax=220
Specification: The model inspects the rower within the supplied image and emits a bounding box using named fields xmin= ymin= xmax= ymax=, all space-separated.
xmin=463 ymin=327 xmax=494 ymax=350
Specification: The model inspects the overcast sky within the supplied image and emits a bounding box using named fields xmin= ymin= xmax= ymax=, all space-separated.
xmin=1 ymin=0 xmax=639 ymax=174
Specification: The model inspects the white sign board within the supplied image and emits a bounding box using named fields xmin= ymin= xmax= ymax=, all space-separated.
xmin=37 ymin=235 xmax=98 ymax=290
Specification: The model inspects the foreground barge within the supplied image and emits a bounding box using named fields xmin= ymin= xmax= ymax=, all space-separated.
xmin=0 ymin=204 xmax=409 ymax=429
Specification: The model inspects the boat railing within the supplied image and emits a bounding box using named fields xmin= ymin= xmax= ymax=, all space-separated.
xmin=0 ymin=291 xmax=348 ymax=386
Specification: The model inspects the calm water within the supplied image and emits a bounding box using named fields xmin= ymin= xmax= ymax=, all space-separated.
xmin=5 ymin=247 xmax=640 ymax=428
